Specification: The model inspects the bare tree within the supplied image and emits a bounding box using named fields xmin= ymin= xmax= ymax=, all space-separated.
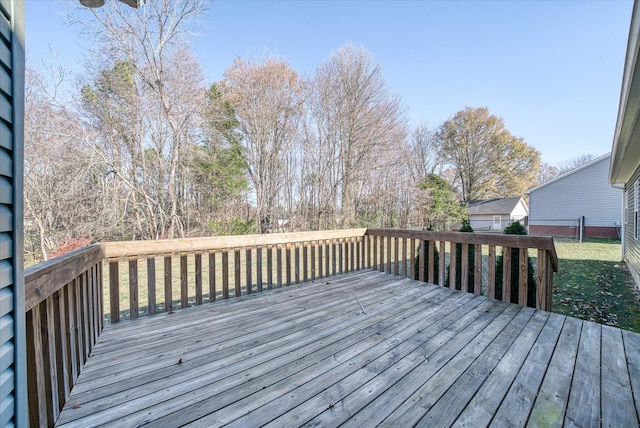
xmin=74 ymin=0 xmax=210 ymax=238
xmin=220 ymin=57 xmax=303 ymax=233
xmin=407 ymin=124 xmax=442 ymax=182
xmin=24 ymin=67 xmax=107 ymax=260
xmin=303 ymin=43 xmax=407 ymax=228
xmin=556 ymin=153 xmax=596 ymax=174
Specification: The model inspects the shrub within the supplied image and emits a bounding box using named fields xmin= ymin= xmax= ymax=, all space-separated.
xmin=446 ymin=220 xmax=475 ymax=292
xmin=495 ymin=221 xmax=537 ymax=307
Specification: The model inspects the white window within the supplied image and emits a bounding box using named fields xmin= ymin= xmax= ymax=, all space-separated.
xmin=493 ymin=215 xmax=501 ymax=230
xmin=625 ymin=188 xmax=629 ymax=225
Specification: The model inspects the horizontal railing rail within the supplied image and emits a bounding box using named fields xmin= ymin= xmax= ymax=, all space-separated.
xmin=24 ymin=244 xmax=104 ymax=427
xmin=22 ymin=227 xmax=558 ymax=427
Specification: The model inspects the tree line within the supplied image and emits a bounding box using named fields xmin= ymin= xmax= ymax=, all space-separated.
xmin=24 ymin=0 xmax=556 ymax=262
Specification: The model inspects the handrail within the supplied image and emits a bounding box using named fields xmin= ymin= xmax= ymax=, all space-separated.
xmin=22 ymin=227 xmax=558 ymax=426
xmin=103 ymin=229 xmax=368 ymax=258
xmin=24 ymin=244 xmax=104 ymax=427
xmin=24 ymin=244 xmax=104 ymax=311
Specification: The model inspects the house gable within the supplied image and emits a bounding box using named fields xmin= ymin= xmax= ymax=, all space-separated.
xmin=527 ymin=154 xmax=621 ymax=231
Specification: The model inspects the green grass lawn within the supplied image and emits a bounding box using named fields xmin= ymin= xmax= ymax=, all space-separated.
xmin=552 ymin=238 xmax=640 ymax=332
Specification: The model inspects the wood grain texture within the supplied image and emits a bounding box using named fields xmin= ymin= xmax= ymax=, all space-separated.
xmin=24 ymin=244 xmax=103 ymax=311
xmin=53 ymin=271 xmax=638 ymax=428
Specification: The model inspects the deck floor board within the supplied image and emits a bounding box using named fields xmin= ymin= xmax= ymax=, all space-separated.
xmin=55 ymin=270 xmax=640 ymax=428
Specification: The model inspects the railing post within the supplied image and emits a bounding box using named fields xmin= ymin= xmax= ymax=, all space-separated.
xmin=209 ymin=250 xmax=217 ymax=301
xmin=164 ymin=253 xmax=172 ymax=311
xmin=180 ymin=252 xmax=189 ymax=308
xmin=256 ymin=247 xmax=263 ymax=292
xmin=246 ymin=248 xmax=252 ymax=294
xmin=418 ymin=240 xmax=425 ymax=282
xmin=518 ymin=248 xmax=528 ymax=306
xmin=222 ymin=249 xmax=229 ymax=298
xmin=108 ymin=258 xmax=119 ymax=323
xmin=196 ymin=251 xmax=203 ymax=303
xmin=449 ymin=245 xmax=457 ymax=290
xmin=438 ymin=241 xmax=445 ymax=287
xmin=235 ymin=248 xmax=241 ymax=296
xmin=129 ymin=256 xmax=139 ymax=319
xmin=474 ymin=244 xmax=482 ymax=295
xmin=147 ymin=256 xmax=156 ymax=314
xmin=503 ymin=247 xmax=512 ymax=303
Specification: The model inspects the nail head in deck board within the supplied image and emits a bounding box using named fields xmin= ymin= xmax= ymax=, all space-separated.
xmin=601 ymin=326 xmax=639 ymax=427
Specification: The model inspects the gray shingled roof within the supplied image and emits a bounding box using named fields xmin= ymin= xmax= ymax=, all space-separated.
xmin=467 ymin=197 xmax=524 ymax=215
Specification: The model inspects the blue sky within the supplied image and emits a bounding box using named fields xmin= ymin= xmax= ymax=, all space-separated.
xmin=26 ymin=0 xmax=633 ymax=166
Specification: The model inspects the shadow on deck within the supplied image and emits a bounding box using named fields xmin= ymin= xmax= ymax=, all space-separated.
xmin=54 ymin=270 xmax=640 ymax=427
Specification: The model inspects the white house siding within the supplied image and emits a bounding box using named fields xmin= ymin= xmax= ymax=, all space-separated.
xmin=528 ymin=155 xmax=622 ymax=238
xmin=512 ymin=199 xmax=528 ymax=220
xmin=623 ymin=166 xmax=640 ymax=287
xmin=469 ymin=214 xmax=504 ymax=231
xmin=468 ymin=198 xmax=529 ymax=232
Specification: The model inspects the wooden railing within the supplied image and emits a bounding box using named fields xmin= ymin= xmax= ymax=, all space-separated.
xmin=366 ymin=229 xmax=558 ymax=311
xmin=102 ymin=229 xmax=369 ymax=322
xmin=24 ymin=245 xmax=103 ymax=427
xmin=23 ymin=228 xmax=557 ymax=426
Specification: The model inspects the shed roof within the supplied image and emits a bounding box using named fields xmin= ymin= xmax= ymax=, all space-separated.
xmin=467 ymin=197 xmax=525 ymax=215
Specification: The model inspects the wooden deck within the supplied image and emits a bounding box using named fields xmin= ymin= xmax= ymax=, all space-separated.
xmin=54 ymin=270 xmax=640 ymax=427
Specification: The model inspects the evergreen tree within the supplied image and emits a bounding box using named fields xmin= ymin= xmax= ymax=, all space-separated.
xmin=414 ymin=239 xmax=440 ymax=283
xmin=446 ymin=220 xmax=475 ymax=292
